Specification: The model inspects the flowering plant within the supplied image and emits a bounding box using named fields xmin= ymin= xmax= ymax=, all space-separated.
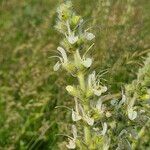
xmin=53 ymin=1 xmax=150 ymax=149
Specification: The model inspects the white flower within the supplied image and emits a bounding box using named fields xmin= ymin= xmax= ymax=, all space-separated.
xmin=118 ymin=91 xmax=126 ymax=108
xmin=121 ymin=92 xmax=126 ymax=104
xmin=66 ymin=125 xmax=77 ymax=149
xmin=127 ymin=97 xmax=137 ymax=120
xmin=71 ymin=99 xmax=94 ymax=126
xmin=96 ymin=99 xmax=102 ymax=110
xmin=53 ymin=47 xmax=68 ymax=71
xmin=78 ymin=104 xmax=94 ymax=126
xmin=66 ymin=138 xmax=76 ymax=149
xmin=66 ymin=21 xmax=78 ymax=44
xmin=56 ymin=1 xmax=72 ymax=20
xmin=127 ymin=107 xmax=137 ymax=120
xmin=84 ymin=32 xmax=95 ymax=41
xmin=76 ymin=49 xmax=92 ymax=68
xmin=53 ymin=61 xmax=61 ymax=71
xmin=82 ymin=58 xmax=92 ymax=68
xmin=72 ymin=98 xmax=82 ymax=121
xmin=67 ymin=34 xmax=78 ymax=44
xmin=88 ymin=71 xmax=107 ymax=96
xmin=110 ymin=99 xmax=117 ymax=106
xmin=101 ymin=122 xmax=107 ymax=135
xmin=72 ymin=110 xmax=82 ymax=121
xmin=84 ymin=115 xmax=94 ymax=126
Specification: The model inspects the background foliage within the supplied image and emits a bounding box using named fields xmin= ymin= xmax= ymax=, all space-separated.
xmin=0 ymin=0 xmax=149 ymax=149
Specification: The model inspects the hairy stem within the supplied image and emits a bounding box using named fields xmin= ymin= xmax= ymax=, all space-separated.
xmin=77 ymin=70 xmax=91 ymax=145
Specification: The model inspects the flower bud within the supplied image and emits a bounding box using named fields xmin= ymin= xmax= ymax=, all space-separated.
xmin=66 ymin=85 xmax=78 ymax=97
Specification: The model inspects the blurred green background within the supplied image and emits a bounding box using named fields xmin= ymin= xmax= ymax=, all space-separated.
xmin=0 ymin=0 xmax=149 ymax=149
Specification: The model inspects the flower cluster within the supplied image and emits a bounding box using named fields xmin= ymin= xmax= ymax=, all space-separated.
xmin=53 ymin=1 xmax=110 ymax=149
xmin=53 ymin=1 xmax=149 ymax=149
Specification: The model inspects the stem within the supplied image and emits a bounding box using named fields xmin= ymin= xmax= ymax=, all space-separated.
xmin=77 ymin=72 xmax=91 ymax=145
xmin=73 ymin=44 xmax=91 ymax=146
xmin=77 ymin=72 xmax=85 ymax=91
xmin=84 ymin=126 xmax=91 ymax=144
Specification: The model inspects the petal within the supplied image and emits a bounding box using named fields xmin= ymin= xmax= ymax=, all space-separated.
xmin=66 ymin=85 xmax=74 ymax=93
xmin=91 ymin=71 xmax=96 ymax=83
xmin=93 ymin=127 xmax=99 ymax=131
xmin=68 ymin=35 xmax=78 ymax=44
xmin=101 ymin=122 xmax=107 ymax=135
xmin=119 ymin=93 xmax=126 ymax=106
xmin=76 ymin=49 xmax=82 ymax=61
xmin=85 ymin=32 xmax=95 ymax=41
xmin=66 ymin=139 xmax=76 ymax=149
xmin=93 ymin=89 xmax=102 ymax=96
xmin=53 ymin=61 xmax=61 ymax=71
xmin=110 ymin=99 xmax=117 ymax=106
xmin=66 ymin=20 xmax=71 ymax=35
xmin=57 ymin=46 xmax=68 ymax=63
xmin=75 ymin=98 xmax=80 ymax=114
xmin=72 ymin=110 xmax=82 ymax=122
xmin=96 ymin=99 xmax=102 ymax=110
xmin=72 ymin=125 xmax=77 ymax=139
xmin=122 ymin=94 xmax=126 ymax=103
xmin=78 ymin=104 xmax=85 ymax=116
xmin=88 ymin=71 xmax=96 ymax=87
xmin=84 ymin=116 xmax=94 ymax=126
xmin=101 ymin=86 xmax=107 ymax=93
xmin=94 ymin=86 xmax=107 ymax=96
xmin=128 ymin=108 xmax=137 ymax=120
xmin=82 ymin=58 xmax=92 ymax=68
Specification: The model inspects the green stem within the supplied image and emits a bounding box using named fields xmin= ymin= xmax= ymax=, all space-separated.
xmin=77 ymin=72 xmax=85 ymax=91
xmin=77 ymin=72 xmax=91 ymax=145
xmin=84 ymin=126 xmax=91 ymax=144
xmin=74 ymin=51 xmax=91 ymax=145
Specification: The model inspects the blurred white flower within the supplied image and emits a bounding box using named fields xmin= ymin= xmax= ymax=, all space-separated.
xmin=88 ymin=71 xmax=107 ymax=96
xmin=76 ymin=49 xmax=92 ymax=68
xmin=66 ymin=125 xmax=77 ymax=149
xmin=118 ymin=91 xmax=126 ymax=107
xmin=84 ymin=115 xmax=94 ymax=126
xmin=79 ymin=103 xmax=94 ymax=126
xmin=67 ymin=34 xmax=78 ymax=44
xmin=66 ymin=21 xmax=78 ymax=44
xmin=72 ymin=110 xmax=82 ymax=121
xmin=53 ymin=47 xmax=68 ymax=71
xmin=84 ymin=32 xmax=95 ymax=41
xmin=72 ymin=99 xmax=94 ymax=126
xmin=121 ymin=91 xmax=126 ymax=104
xmin=101 ymin=122 xmax=107 ymax=135
xmin=96 ymin=99 xmax=102 ymax=110
xmin=127 ymin=107 xmax=137 ymax=120
xmin=127 ymin=96 xmax=137 ymax=120
xmin=72 ymin=98 xmax=82 ymax=121
xmin=66 ymin=139 xmax=76 ymax=149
